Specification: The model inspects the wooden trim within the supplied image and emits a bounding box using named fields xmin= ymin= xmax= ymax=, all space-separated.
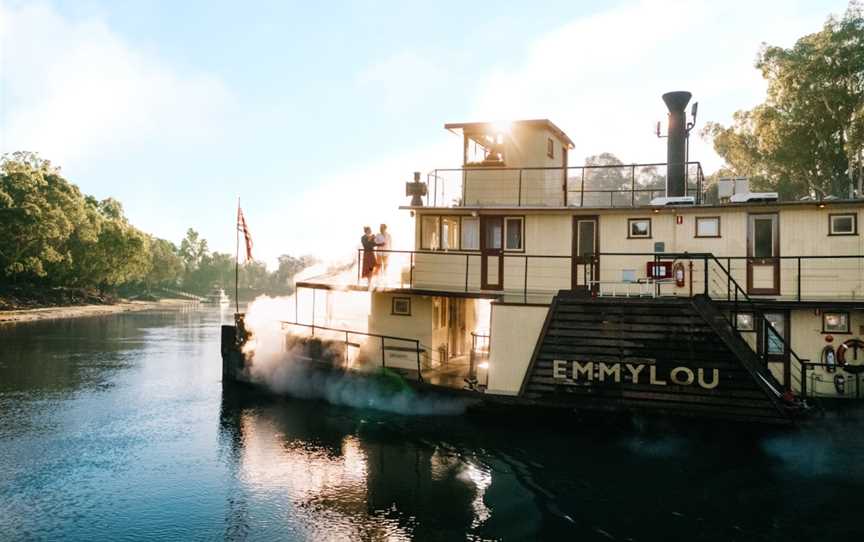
xmin=627 ymin=217 xmax=652 ymax=239
xmin=480 ymin=215 xmax=504 ymax=290
xmin=828 ymin=213 xmax=858 ymax=236
xmin=746 ymin=213 xmax=780 ymax=296
xmin=694 ymin=216 xmax=721 ymax=238
xmin=758 ymin=310 xmax=790 ymax=362
xmin=821 ymin=311 xmax=851 ymax=334
xmin=572 ymin=215 xmax=599 ymax=292
xmin=391 ymin=296 xmax=411 ymax=316
xmin=503 ymin=215 xmax=525 ymax=252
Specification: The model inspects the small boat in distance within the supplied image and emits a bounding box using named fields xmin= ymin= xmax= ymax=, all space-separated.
xmin=205 ymin=288 xmax=230 ymax=306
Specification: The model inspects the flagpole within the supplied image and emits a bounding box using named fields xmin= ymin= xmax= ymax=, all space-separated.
xmin=235 ymin=197 xmax=240 ymax=314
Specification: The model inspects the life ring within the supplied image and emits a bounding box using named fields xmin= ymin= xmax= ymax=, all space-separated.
xmin=673 ymin=261 xmax=686 ymax=288
xmin=821 ymin=345 xmax=836 ymax=373
xmin=837 ymin=338 xmax=864 ymax=374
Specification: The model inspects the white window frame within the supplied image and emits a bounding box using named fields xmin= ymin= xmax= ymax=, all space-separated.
xmin=627 ymin=218 xmax=651 ymax=239
xmin=503 ymin=216 xmax=524 ymax=252
xmin=829 ymin=213 xmax=857 ymax=236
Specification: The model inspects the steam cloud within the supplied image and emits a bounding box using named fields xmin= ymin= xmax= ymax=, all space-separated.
xmin=240 ymin=264 xmax=469 ymax=416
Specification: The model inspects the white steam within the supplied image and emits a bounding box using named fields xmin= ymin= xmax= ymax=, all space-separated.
xmin=240 ymin=263 xmax=469 ymax=416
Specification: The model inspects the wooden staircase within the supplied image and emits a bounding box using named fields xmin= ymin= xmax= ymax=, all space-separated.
xmin=520 ymin=294 xmax=793 ymax=424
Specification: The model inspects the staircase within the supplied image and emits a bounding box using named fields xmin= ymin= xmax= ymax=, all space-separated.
xmin=520 ymin=294 xmax=793 ymax=424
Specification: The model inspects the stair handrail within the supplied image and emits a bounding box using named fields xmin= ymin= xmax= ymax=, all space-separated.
xmin=701 ymin=253 xmax=810 ymax=397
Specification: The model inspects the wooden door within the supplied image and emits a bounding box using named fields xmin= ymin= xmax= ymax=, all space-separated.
xmin=747 ymin=213 xmax=780 ymax=295
xmin=481 ymin=216 xmax=503 ymax=290
xmin=572 ymin=216 xmax=599 ymax=293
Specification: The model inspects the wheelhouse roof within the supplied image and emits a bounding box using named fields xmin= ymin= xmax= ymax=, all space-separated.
xmin=444 ymin=119 xmax=575 ymax=149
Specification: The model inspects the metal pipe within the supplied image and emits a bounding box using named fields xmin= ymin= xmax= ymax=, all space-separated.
xmin=662 ymin=91 xmax=692 ymax=197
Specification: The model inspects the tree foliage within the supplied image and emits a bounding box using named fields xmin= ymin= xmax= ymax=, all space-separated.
xmin=0 ymin=152 xmax=313 ymax=297
xmin=703 ymin=2 xmax=864 ymax=198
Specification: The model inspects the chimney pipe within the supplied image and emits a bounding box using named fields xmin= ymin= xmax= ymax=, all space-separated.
xmin=662 ymin=91 xmax=691 ymax=198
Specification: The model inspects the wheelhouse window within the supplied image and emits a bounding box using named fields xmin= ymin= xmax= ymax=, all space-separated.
xmin=829 ymin=213 xmax=857 ymax=236
xmin=421 ymin=215 xmax=461 ymax=250
xmin=461 ymin=217 xmax=479 ymax=250
xmin=695 ymin=216 xmax=720 ymax=238
xmin=627 ymin=218 xmax=651 ymax=239
xmin=823 ymin=312 xmax=850 ymax=334
xmin=546 ymin=138 xmax=554 ymax=158
xmin=421 ymin=216 xmax=440 ymax=250
xmin=504 ymin=217 xmax=523 ymax=251
xmin=441 ymin=217 xmax=460 ymax=250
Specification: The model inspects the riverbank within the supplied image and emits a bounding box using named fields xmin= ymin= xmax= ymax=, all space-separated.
xmin=0 ymin=299 xmax=195 ymax=324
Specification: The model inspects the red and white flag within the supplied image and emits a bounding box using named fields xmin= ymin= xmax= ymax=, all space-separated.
xmin=237 ymin=204 xmax=253 ymax=262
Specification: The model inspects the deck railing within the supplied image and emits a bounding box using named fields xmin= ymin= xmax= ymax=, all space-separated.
xmin=280 ymin=320 xmax=424 ymax=382
xmin=356 ymin=249 xmax=864 ymax=304
xmin=424 ymin=162 xmax=704 ymax=207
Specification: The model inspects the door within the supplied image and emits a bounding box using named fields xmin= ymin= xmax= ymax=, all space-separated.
xmin=572 ymin=216 xmax=599 ymax=292
xmin=480 ymin=216 xmax=504 ymax=290
xmin=747 ymin=213 xmax=780 ymax=295
xmin=759 ymin=311 xmax=790 ymax=389
xmin=447 ymin=298 xmax=465 ymax=358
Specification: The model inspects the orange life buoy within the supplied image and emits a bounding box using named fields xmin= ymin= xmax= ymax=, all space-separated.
xmin=837 ymin=338 xmax=864 ymax=374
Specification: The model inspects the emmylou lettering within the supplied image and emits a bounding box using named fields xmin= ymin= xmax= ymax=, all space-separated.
xmin=551 ymin=360 xmax=719 ymax=390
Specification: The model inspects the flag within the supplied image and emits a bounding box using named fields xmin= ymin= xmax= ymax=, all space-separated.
xmin=237 ymin=205 xmax=253 ymax=262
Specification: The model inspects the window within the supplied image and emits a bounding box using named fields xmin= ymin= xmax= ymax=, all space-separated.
xmin=421 ymin=216 xmax=440 ymax=250
xmin=504 ymin=217 xmax=523 ymax=251
xmin=391 ymin=297 xmax=411 ymax=316
xmin=441 ymin=217 xmax=460 ymax=250
xmin=764 ymin=313 xmax=787 ymax=356
xmin=421 ymin=215 xmax=462 ymax=250
xmin=695 ymin=216 xmax=721 ymax=238
xmin=547 ymin=138 xmax=554 ymax=158
xmin=823 ymin=312 xmax=850 ymax=334
xmin=461 ymin=217 xmax=479 ymax=250
xmin=735 ymin=312 xmax=755 ymax=331
xmin=829 ymin=213 xmax=857 ymax=236
xmin=627 ymin=218 xmax=651 ymax=239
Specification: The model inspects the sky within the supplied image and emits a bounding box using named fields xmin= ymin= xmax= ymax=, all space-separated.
xmin=0 ymin=0 xmax=851 ymax=268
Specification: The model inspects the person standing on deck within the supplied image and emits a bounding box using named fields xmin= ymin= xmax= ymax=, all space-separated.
xmin=375 ymin=224 xmax=392 ymax=274
xmin=361 ymin=226 xmax=379 ymax=288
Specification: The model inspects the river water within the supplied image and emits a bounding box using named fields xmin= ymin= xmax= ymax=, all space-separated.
xmin=1 ymin=306 xmax=862 ymax=541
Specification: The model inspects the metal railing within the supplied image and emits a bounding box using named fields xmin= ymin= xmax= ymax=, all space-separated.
xmin=425 ymin=162 xmax=704 ymax=208
xmin=280 ymin=320 xmax=424 ymax=383
xmin=597 ymin=252 xmax=810 ymax=395
xmin=356 ymin=249 xmax=864 ymax=305
xmin=800 ymin=362 xmax=863 ymax=399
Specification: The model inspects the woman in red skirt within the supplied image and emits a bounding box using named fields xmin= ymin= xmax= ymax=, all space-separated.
xmin=361 ymin=226 xmax=379 ymax=286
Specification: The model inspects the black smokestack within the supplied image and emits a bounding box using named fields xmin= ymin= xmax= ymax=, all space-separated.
xmin=662 ymin=91 xmax=691 ymax=198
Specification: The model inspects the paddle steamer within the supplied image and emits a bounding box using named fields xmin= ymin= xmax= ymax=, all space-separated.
xmin=223 ymin=91 xmax=864 ymax=424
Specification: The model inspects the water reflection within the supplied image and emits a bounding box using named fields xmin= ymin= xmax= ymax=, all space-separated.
xmin=218 ymin=390 xmax=503 ymax=540
xmin=1 ymin=307 xmax=862 ymax=541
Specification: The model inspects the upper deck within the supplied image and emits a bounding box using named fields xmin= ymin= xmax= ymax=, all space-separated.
xmin=411 ymin=118 xmax=703 ymax=208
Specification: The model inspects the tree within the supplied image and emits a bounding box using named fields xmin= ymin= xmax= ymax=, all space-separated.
xmin=179 ymin=228 xmax=208 ymax=272
xmin=0 ymin=152 xmax=87 ymax=281
xmin=703 ymin=2 xmax=864 ymax=198
xmin=144 ymin=238 xmax=183 ymax=290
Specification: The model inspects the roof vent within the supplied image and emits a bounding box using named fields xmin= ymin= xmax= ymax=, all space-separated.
xmin=730 ymin=192 xmax=778 ymax=203
xmin=650 ymin=196 xmax=696 ymax=206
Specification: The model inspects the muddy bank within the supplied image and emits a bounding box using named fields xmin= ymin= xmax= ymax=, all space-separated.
xmin=0 ymin=299 xmax=195 ymax=324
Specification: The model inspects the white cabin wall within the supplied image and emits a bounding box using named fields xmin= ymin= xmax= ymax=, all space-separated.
xmin=368 ymin=293 xmax=433 ymax=369
xmin=487 ymin=304 xmax=548 ymax=394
